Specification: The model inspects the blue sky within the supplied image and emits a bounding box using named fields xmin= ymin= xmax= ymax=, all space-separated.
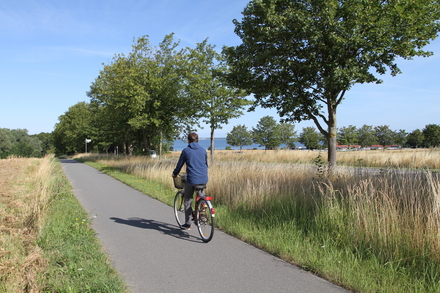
xmin=1 ymin=0 xmax=439 ymax=138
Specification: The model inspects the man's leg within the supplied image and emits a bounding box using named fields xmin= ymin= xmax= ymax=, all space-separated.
xmin=183 ymin=183 xmax=195 ymax=226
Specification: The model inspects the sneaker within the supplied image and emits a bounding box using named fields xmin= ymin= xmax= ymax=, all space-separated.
xmin=181 ymin=224 xmax=191 ymax=230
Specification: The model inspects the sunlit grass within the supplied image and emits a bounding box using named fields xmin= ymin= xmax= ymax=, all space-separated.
xmin=0 ymin=156 xmax=127 ymax=292
xmin=164 ymin=148 xmax=440 ymax=169
xmin=76 ymin=149 xmax=440 ymax=292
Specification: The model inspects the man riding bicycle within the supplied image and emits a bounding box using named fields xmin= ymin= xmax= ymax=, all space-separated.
xmin=172 ymin=133 xmax=208 ymax=230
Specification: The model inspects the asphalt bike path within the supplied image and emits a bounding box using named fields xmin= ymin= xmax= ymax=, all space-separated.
xmin=61 ymin=159 xmax=348 ymax=293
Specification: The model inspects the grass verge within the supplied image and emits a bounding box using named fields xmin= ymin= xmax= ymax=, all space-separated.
xmin=76 ymin=153 xmax=440 ymax=293
xmin=0 ymin=156 xmax=128 ymax=292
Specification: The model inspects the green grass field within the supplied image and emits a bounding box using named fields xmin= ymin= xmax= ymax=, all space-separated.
xmin=76 ymin=149 xmax=440 ymax=293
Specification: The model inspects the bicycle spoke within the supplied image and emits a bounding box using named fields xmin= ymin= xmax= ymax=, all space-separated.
xmin=196 ymin=199 xmax=214 ymax=242
xmin=173 ymin=191 xmax=185 ymax=227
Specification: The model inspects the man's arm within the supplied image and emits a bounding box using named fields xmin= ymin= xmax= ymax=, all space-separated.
xmin=172 ymin=151 xmax=186 ymax=176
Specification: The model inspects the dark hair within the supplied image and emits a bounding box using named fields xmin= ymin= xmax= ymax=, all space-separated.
xmin=188 ymin=133 xmax=198 ymax=143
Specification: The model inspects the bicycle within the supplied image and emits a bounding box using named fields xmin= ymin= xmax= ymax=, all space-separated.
xmin=173 ymin=174 xmax=215 ymax=242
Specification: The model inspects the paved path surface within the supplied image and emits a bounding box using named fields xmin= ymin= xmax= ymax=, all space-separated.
xmin=61 ymin=159 xmax=349 ymax=293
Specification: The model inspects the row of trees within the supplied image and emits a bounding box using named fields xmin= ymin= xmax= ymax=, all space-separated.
xmin=226 ymin=116 xmax=297 ymax=150
xmin=54 ymin=35 xmax=249 ymax=161
xmin=0 ymin=128 xmax=52 ymax=158
xmin=53 ymin=0 xmax=440 ymax=168
xmin=338 ymin=124 xmax=440 ymax=149
xmin=225 ymin=117 xmax=440 ymax=150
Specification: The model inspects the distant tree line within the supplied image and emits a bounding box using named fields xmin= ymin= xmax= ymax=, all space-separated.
xmin=225 ymin=117 xmax=440 ymax=150
xmin=0 ymin=128 xmax=53 ymax=158
xmin=338 ymin=124 xmax=440 ymax=149
xmin=226 ymin=116 xmax=297 ymax=151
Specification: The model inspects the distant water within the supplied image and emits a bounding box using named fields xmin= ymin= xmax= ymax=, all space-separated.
xmin=169 ymin=138 xmax=304 ymax=151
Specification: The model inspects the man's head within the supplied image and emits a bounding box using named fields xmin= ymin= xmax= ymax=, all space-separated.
xmin=188 ymin=132 xmax=199 ymax=143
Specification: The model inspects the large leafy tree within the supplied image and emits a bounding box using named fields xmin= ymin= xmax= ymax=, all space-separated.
xmin=185 ymin=39 xmax=250 ymax=162
xmin=252 ymin=115 xmax=281 ymax=150
xmin=226 ymin=124 xmax=253 ymax=151
xmin=0 ymin=128 xmax=43 ymax=158
xmin=225 ymin=0 xmax=440 ymax=169
xmin=422 ymin=124 xmax=440 ymax=147
xmin=88 ymin=34 xmax=192 ymax=155
xmin=299 ymin=127 xmax=321 ymax=150
xmin=407 ymin=129 xmax=424 ymax=148
xmin=53 ymin=102 xmax=95 ymax=155
xmin=357 ymin=125 xmax=377 ymax=148
xmin=277 ymin=122 xmax=297 ymax=149
xmin=87 ymin=54 xmax=141 ymax=154
xmin=393 ymin=129 xmax=407 ymax=147
xmin=374 ymin=125 xmax=395 ymax=147
xmin=8 ymin=129 xmax=43 ymax=158
xmin=0 ymin=128 xmax=14 ymax=157
xmin=34 ymin=132 xmax=54 ymax=156
xmin=338 ymin=125 xmax=358 ymax=148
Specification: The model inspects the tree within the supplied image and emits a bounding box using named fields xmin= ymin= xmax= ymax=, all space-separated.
xmin=338 ymin=125 xmax=358 ymax=148
xmin=226 ymin=125 xmax=253 ymax=151
xmin=407 ymin=129 xmax=424 ymax=148
xmin=225 ymin=0 xmax=440 ymax=169
xmin=277 ymin=122 xmax=297 ymax=149
xmin=0 ymin=128 xmax=14 ymax=158
xmin=252 ymin=116 xmax=281 ymax=150
xmin=88 ymin=34 xmax=193 ymax=155
xmin=422 ymin=124 xmax=440 ymax=147
xmin=357 ymin=125 xmax=377 ymax=148
xmin=7 ymin=129 xmax=43 ymax=158
xmin=393 ymin=129 xmax=407 ymax=148
xmin=184 ymin=39 xmax=250 ymax=162
xmin=35 ymin=132 xmax=54 ymax=156
xmin=53 ymin=102 xmax=95 ymax=155
xmin=374 ymin=125 xmax=395 ymax=147
xmin=299 ymin=127 xmax=321 ymax=150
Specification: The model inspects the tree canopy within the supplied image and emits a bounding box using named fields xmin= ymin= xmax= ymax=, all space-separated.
xmin=87 ymin=35 xmax=190 ymax=155
xmin=53 ymin=34 xmax=250 ymax=157
xmin=224 ymin=0 xmax=440 ymax=168
xmin=0 ymin=128 xmax=47 ymax=158
xmin=252 ymin=115 xmax=282 ymax=150
xmin=184 ymin=39 xmax=250 ymax=162
xmin=226 ymin=124 xmax=253 ymax=151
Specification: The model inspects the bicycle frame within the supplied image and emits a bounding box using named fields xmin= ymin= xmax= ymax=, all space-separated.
xmin=173 ymin=179 xmax=215 ymax=242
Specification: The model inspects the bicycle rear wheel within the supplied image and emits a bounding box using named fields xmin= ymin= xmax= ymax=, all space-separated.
xmin=195 ymin=199 xmax=214 ymax=242
xmin=173 ymin=191 xmax=185 ymax=227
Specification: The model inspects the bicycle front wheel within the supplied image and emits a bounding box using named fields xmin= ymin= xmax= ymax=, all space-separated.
xmin=195 ymin=199 xmax=214 ymax=242
xmin=173 ymin=191 xmax=185 ymax=228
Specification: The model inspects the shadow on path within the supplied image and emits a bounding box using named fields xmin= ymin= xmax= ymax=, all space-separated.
xmin=110 ymin=217 xmax=201 ymax=243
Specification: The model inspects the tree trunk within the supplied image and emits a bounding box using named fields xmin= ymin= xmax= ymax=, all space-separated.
xmin=327 ymin=109 xmax=337 ymax=171
xmin=210 ymin=128 xmax=215 ymax=164
xmin=142 ymin=129 xmax=151 ymax=155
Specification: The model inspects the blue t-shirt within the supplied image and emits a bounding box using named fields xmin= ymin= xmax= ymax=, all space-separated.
xmin=173 ymin=142 xmax=208 ymax=185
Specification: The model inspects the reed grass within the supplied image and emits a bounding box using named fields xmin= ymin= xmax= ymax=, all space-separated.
xmin=166 ymin=148 xmax=440 ymax=169
xmin=0 ymin=156 xmax=127 ymax=292
xmin=0 ymin=156 xmax=54 ymax=292
xmin=77 ymin=149 xmax=440 ymax=292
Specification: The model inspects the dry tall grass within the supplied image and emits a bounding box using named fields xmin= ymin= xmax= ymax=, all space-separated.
xmin=80 ymin=149 xmax=440 ymax=282
xmin=165 ymin=148 xmax=440 ymax=169
xmin=0 ymin=155 xmax=58 ymax=292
